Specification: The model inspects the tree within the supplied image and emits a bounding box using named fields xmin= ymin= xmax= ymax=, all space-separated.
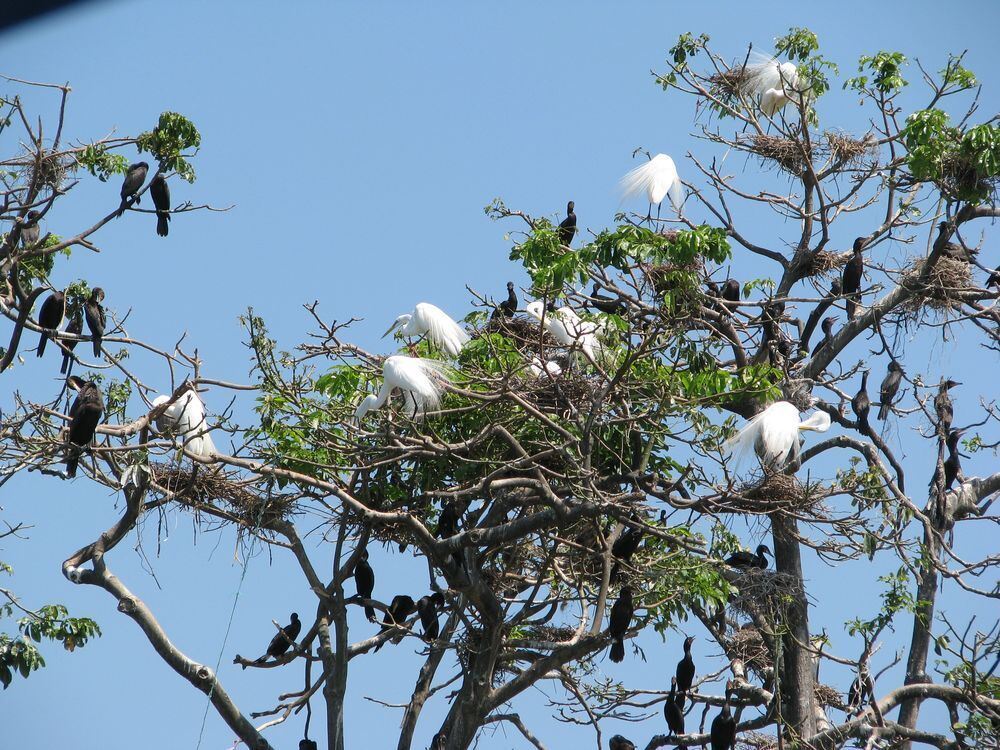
xmin=2 ymin=27 xmax=999 ymax=750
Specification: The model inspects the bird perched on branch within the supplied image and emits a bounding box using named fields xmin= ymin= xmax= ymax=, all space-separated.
xmin=375 ymin=595 xmax=416 ymax=651
xmin=608 ymin=586 xmax=634 ymax=663
xmin=942 ymin=428 xmax=964 ymax=491
xmin=416 ymin=592 xmax=445 ymax=642
xmin=19 ymin=210 xmax=40 ymax=248
xmin=150 ymin=173 xmax=171 ymax=237
xmin=64 ymin=375 xmax=104 ymax=478
xmin=725 ymin=544 xmax=771 ymax=570
xmin=934 ymin=379 xmax=959 ymax=436
xmin=664 ymin=676 xmax=686 ymax=743
xmin=492 ymin=282 xmax=518 ymax=319
xmin=610 ymin=523 xmax=643 ymax=582
xmin=151 ymin=387 xmax=217 ymax=457
xmin=117 ymin=161 xmax=148 ymax=217
xmin=60 ymin=310 xmax=83 ymax=375
xmin=878 ymin=361 xmax=903 ymax=420
xmin=36 ymin=290 xmax=65 ymax=358
xmin=384 ymin=302 xmax=469 ymax=358
xmin=811 ymin=316 xmax=836 ymax=357
xmin=354 ymin=355 xmax=451 ymax=422
xmin=741 ymin=54 xmax=801 ymax=116
xmin=676 ymin=635 xmax=696 ymax=693
xmin=249 ymin=612 xmax=300 ymax=667
xmin=725 ymin=401 xmax=831 ymax=469
xmin=852 ymin=370 xmax=871 ymax=430
xmin=710 ymin=681 xmax=737 ymax=750
xmin=84 ymin=287 xmax=106 ymax=358
xmin=558 ymin=200 xmax=577 ymax=246
xmin=609 ymin=736 xmax=636 ymax=750
xmin=842 ymin=238 xmax=866 ymax=320
xmin=354 ymin=549 xmax=376 ymax=622
xmin=619 ymin=153 xmax=684 ymax=220
xmin=588 ymin=284 xmax=627 ymax=316
xmin=525 ymin=300 xmax=603 ymax=362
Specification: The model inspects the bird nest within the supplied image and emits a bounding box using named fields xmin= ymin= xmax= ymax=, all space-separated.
xmin=149 ymin=462 xmax=293 ymax=527
xmin=901 ymin=255 xmax=973 ymax=313
xmin=825 ymin=131 xmax=876 ymax=166
xmin=800 ymin=249 xmax=848 ymax=279
xmin=815 ymin=682 xmax=848 ymax=711
xmin=727 ymin=625 xmax=772 ymax=677
xmin=480 ymin=315 xmax=554 ymax=350
xmin=736 ymin=732 xmax=778 ymax=750
xmin=518 ymin=624 xmax=575 ymax=644
xmin=937 ymin=151 xmax=999 ymax=200
xmin=641 ymin=261 xmax=704 ymax=304
xmin=709 ymin=67 xmax=750 ymax=101
xmin=748 ymin=135 xmax=807 ymax=175
xmin=522 ymin=372 xmax=599 ymax=414
xmin=714 ymin=473 xmax=812 ymax=515
xmin=728 ymin=569 xmax=803 ymax=623
xmin=15 ymin=147 xmax=71 ymax=193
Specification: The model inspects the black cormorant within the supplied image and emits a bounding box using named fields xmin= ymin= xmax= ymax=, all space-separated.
xmin=675 ymin=635 xmax=696 ymax=693
xmin=60 ymin=310 xmax=83 ymax=375
xmin=36 ymin=290 xmax=65 ymax=358
xmin=84 ymin=287 xmax=106 ymax=358
xmin=558 ymin=200 xmax=577 ymax=246
xmin=354 ymin=549 xmax=376 ymax=622
xmin=117 ymin=162 xmax=149 ymax=217
xmin=878 ymin=361 xmax=903 ymax=420
xmin=710 ymin=682 xmax=737 ymax=750
xmin=811 ymin=316 xmax=836 ymax=356
xmin=589 ymin=284 xmax=627 ymax=316
xmin=497 ymin=282 xmax=518 ymax=318
xmin=375 ymin=594 xmax=416 ymax=650
xmin=150 ymin=173 xmax=171 ymax=237
xmin=610 ymin=523 xmax=643 ymax=582
xmin=64 ymin=376 xmax=104 ymax=478
xmin=934 ymin=379 xmax=960 ymax=435
xmin=416 ymin=592 xmax=445 ymax=642
xmin=664 ymin=676 xmax=686 ymax=739
xmin=725 ymin=544 xmax=770 ymax=570
xmin=851 ymin=370 xmax=871 ymax=429
xmin=251 ymin=612 xmax=300 ymax=666
xmin=943 ymin=429 xmax=963 ymax=490
xmin=608 ymin=586 xmax=634 ymax=663
xmin=842 ymin=238 xmax=865 ymax=320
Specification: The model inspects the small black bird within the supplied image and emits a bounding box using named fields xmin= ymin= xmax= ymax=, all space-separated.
xmin=721 ymin=279 xmax=741 ymax=306
xmin=84 ymin=287 xmax=106 ymax=358
xmin=590 ymin=284 xmax=627 ymax=316
xmin=354 ymin=549 xmax=376 ymax=622
xmin=878 ymin=361 xmax=903 ymax=420
xmin=943 ymin=429 xmax=964 ymax=490
xmin=710 ymin=682 xmax=737 ymax=750
xmin=811 ymin=316 xmax=836 ymax=356
xmin=36 ymin=290 xmax=66 ymax=358
xmin=725 ymin=544 xmax=770 ymax=570
xmin=608 ymin=586 xmax=634 ymax=663
xmin=250 ymin=612 xmax=301 ymax=667
xmin=610 ymin=523 xmax=643 ymax=582
xmin=934 ymin=379 xmax=960 ymax=435
xmin=437 ymin=500 xmax=460 ymax=539
xmin=664 ymin=676 xmax=686 ymax=741
xmin=117 ymin=162 xmax=149 ymax=217
xmin=60 ymin=311 xmax=83 ymax=375
xmin=675 ymin=635 xmax=696 ymax=693
xmin=842 ymin=238 xmax=865 ymax=320
xmin=415 ymin=592 xmax=445 ymax=642
xmin=609 ymin=736 xmax=636 ymax=750
xmin=852 ymin=370 xmax=871 ymax=430
xmin=150 ymin=173 xmax=171 ymax=237
xmin=64 ymin=376 xmax=104 ymax=478
xmin=375 ymin=594 xmax=416 ymax=651
xmin=496 ymin=282 xmax=518 ymax=318
xmin=20 ymin=210 xmax=40 ymax=248
xmin=558 ymin=200 xmax=577 ymax=246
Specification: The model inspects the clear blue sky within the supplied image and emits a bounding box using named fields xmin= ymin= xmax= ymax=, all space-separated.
xmin=2 ymin=2 xmax=998 ymax=749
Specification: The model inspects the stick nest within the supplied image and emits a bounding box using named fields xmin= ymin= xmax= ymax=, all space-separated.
xmin=728 ymin=569 xmax=804 ymax=622
xmin=479 ymin=315 xmax=555 ymax=352
xmin=709 ymin=67 xmax=750 ymax=100
xmin=901 ymin=255 xmax=973 ymax=313
xmin=750 ymin=135 xmax=807 ymax=175
xmin=825 ymin=131 xmax=876 ymax=166
xmin=727 ymin=625 xmax=772 ymax=677
xmin=800 ymin=249 xmax=848 ymax=279
xmin=523 ymin=372 xmax=599 ymax=414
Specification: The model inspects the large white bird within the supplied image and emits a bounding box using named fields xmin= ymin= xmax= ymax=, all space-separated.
xmin=354 ymin=355 xmax=451 ymax=421
xmin=525 ymin=301 xmax=603 ymax=362
xmin=384 ymin=302 xmax=469 ymax=358
xmin=742 ymin=55 xmax=801 ymax=116
xmin=528 ymin=356 xmax=562 ymax=378
xmin=151 ymin=388 xmax=217 ymax=457
xmin=725 ymin=400 xmax=830 ymax=469
xmin=619 ymin=153 xmax=684 ymax=216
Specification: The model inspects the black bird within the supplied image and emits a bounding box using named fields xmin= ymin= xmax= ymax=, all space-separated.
xmin=710 ymin=682 xmax=737 ymax=750
xmin=251 ymin=612 xmax=301 ymax=666
xmin=847 ymin=670 xmax=874 ymax=715
xmin=943 ymin=429 xmax=964 ymax=490
xmin=590 ymin=284 xmax=627 ymax=316
xmin=608 ymin=586 xmax=634 ymax=663
xmin=934 ymin=379 xmax=960 ymax=435
xmin=987 ymin=267 xmax=999 ymax=288
xmin=610 ymin=523 xmax=643 ymax=582
xmin=878 ymin=361 xmax=903 ymax=420
xmin=705 ymin=280 xmax=720 ymax=297
xmin=675 ymin=635 xmax=696 ymax=693
xmin=375 ymin=594 xmax=416 ymax=651
xmin=811 ymin=316 xmax=836 ymax=356
xmin=117 ymin=161 xmax=149 ymax=217
xmin=64 ymin=376 xmax=104 ymax=478
xmin=299 ymin=741 xmax=317 ymax=750
xmin=852 ymin=370 xmax=871 ymax=430
xmin=497 ymin=281 xmax=518 ymax=318
xmin=558 ymin=200 xmax=577 ymax=246
xmin=84 ymin=287 xmax=106 ymax=358
xmin=664 ymin=676 xmax=686 ymax=738
xmin=725 ymin=544 xmax=770 ymax=570
xmin=36 ymin=290 xmax=66 ymax=358
xmin=842 ymin=237 xmax=865 ymax=320
xmin=721 ymin=279 xmax=740 ymax=306
xmin=150 ymin=173 xmax=171 ymax=237
xmin=60 ymin=311 xmax=83 ymax=375
xmin=415 ymin=592 xmax=445 ymax=642
xmin=20 ymin=210 xmax=40 ymax=247
xmin=437 ymin=500 xmax=460 ymax=539
xmin=354 ymin=549 xmax=376 ymax=622
xmin=609 ymin=736 xmax=635 ymax=750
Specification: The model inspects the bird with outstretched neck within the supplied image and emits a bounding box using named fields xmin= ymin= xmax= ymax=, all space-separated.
xmin=384 ymin=302 xmax=469 ymax=358
xmin=942 ymin=428 xmax=964 ymax=490
xmin=664 ymin=676 xmax=686 ymax=747
xmin=492 ymin=281 xmax=517 ymax=319
xmin=558 ymin=200 xmax=577 ymax=246
xmin=354 ymin=355 xmax=451 ymax=422
xmin=676 ymin=635 xmax=696 ymax=693
xmin=811 ymin=316 xmax=836 ymax=356
xmin=608 ymin=586 xmax=634 ymax=663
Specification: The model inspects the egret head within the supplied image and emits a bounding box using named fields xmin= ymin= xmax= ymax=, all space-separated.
xmin=354 ymin=394 xmax=378 ymax=422
xmin=383 ymin=314 xmax=411 ymax=339
xmin=524 ymin=300 xmax=545 ymax=321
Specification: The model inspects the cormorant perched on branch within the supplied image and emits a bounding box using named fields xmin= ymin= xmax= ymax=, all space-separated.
xmin=811 ymin=316 xmax=836 ymax=356
xmin=710 ymin=682 xmax=737 ymax=750
xmin=36 ymin=290 xmax=65 ymax=358
xmin=64 ymin=375 xmax=103 ymax=478
xmin=589 ymin=284 xmax=627 ymax=316
xmin=943 ymin=429 xmax=964 ymax=490
xmin=721 ymin=279 xmax=740 ymax=307
xmin=609 ymin=736 xmax=636 ymax=750
xmin=117 ymin=161 xmax=148 ymax=217
xmin=676 ymin=635 xmax=696 ymax=693
xmin=878 ymin=361 xmax=903 ymax=420
xmin=851 ymin=370 xmax=871 ymax=430
xmin=664 ymin=676 xmax=686 ymax=741
xmin=20 ymin=210 xmax=40 ymax=247
xmin=150 ymin=173 xmax=171 ymax=237
xmin=934 ymin=379 xmax=960 ymax=435
xmin=558 ymin=200 xmax=577 ymax=246
xmin=608 ymin=586 xmax=634 ymax=663
xmin=493 ymin=282 xmax=517 ymax=319
xmin=610 ymin=523 xmax=643 ymax=582
xmin=84 ymin=287 xmax=106 ymax=358
xmin=842 ymin=238 xmax=865 ymax=320
xmin=250 ymin=612 xmax=300 ymax=667
xmin=60 ymin=310 xmax=83 ymax=375
xmin=416 ymin=592 xmax=445 ymax=642
xmin=725 ymin=544 xmax=770 ymax=570
xmin=847 ymin=669 xmax=874 ymax=716
xmin=354 ymin=549 xmax=376 ymax=622
xmin=374 ymin=595 xmax=416 ymax=651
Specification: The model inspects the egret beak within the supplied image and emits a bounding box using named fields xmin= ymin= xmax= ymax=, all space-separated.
xmin=382 ymin=320 xmax=401 ymax=339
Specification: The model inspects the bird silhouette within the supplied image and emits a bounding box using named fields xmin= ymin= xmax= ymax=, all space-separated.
xmin=878 ymin=361 xmax=903 ymax=420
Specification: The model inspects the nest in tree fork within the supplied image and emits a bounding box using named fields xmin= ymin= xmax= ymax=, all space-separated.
xmin=715 ymin=472 xmax=814 ymax=514
xmin=825 ymin=131 xmax=876 ymax=166
xmin=748 ymin=135 xmax=808 ymax=175
xmin=479 ymin=314 xmax=556 ymax=353
xmin=709 ymin=67 xmax=750 ymax=100
xmin=800 ymin=249 xmax=848 ymax=279
xmin=901 ymin=255 xmax=973 ymax=313
xmin=149 ymin=462 xmax=292 ymax=526
xmin=728 ymin=568 xmax=803 ymax=623
xmin=726 ymin=624 xmax=772 ymax=677
xmin=523 ymin=372 xmax=600 ymax=414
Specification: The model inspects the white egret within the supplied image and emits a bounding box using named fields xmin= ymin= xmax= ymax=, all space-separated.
xmin=151 ymin=388 xmax=217 ymax=457
xmin=528 ymin=357 xmax=562 ymax=378
xmin=354 ymin=355 xmax=450 ymax=421
xmin=525 ymin=300 xmax=603 ymax=362
xmin=619 ymin=153 xmax=684 ymax=218
xmin=725 ymin=400 xmax=830 ymax=469
xmin=742 ymin=55 xmax=801 ymax=116
xmin=384 ymin=302 xmax=469 ymax=358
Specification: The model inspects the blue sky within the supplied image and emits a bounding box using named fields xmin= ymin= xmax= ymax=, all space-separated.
xmin=2 ymin=2 xmax=998 ymax=749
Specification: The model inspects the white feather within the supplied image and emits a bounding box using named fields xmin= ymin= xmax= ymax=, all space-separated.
xmin=386 ymin=302 xmax=469 ymax=358
xmin=525 ymin=301 xmax=603 ymax=361
xmin=742 ymin=55 xmax=801 ymax=114
xmin=619 ymin=154 xmax=683 ymax=211
xmin=151 ymin=390 xmax=217 ymax=457
xmin=354 ymin=355 xmax=451 ymax=421
xmin=528 ymin=357 xmax=562 ymax=378
xmin=724 ymin=400 xmax=830 ymax=469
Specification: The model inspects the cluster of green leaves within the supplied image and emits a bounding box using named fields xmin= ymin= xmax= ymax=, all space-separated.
xmin=844 ymin=567 xmax=915 ymax=642
xmin=0 ymin=232 xmax=71 ymax=293
xmin=902 ymin=109 xmax=1000 ymax=202
xmin=774 ymin=27 xmax=838 ymax=114
xmin=655 ymin=31 xmax=710 ymax=88
xmin=74 ymin=144 xmax=129 ymax=182
xmin=845 ymin=51 xmax=908 ymax=95
xmin=136 ymin=111 xmax=202 ymax=182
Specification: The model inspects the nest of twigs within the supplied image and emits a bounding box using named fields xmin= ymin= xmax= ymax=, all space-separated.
xmin=519 ymin=625 xmax=574 ymax=644
xmin=480 ymin=314 xmax=554 ymax=351
xmin=728 ymin=569 xmax=803 ymax=622
xmin=825 ymin=131 xmax=876 ymax=166
xmin=149 ymin=462 xmax=293 ymax=526
xmin=737 ymin=732 xmax=778 ymax=750
xmin=939 ymin=151 xmax=998 ymax=200
xmin=901 ymin=255 xmax=973 ymax=313
xmin=709 ymin=67 xmax=750 ymax=100
xmin=800 ymin=249 xmax=848 ymax=279
xmin=17 ymin=148 xmax=71 ymax=192
xmin=727 ymin=625 xmax=772 ymax=677
xmin=641 ymin=261 xmax=704 ymax=304
xmin=815 ymin=682 xmax=848 ymax=711
xmin=749 ymin=134 xmax=807 ymax=175
xmin=523 ymin=371 xmax=599 ymax=414
xmin=742 ymin=472 xmax=808 ymax=509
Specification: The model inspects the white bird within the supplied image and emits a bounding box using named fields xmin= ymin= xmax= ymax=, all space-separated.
xmin=619 ymin=153 xmax=684 ymax=217
xmin=725 ymin=400 xmax=830 ymax=469
xmin=354 ymin=355 xmax=451 ymax=422
xmin=741 ymin=55 xmax=801 ymax=116
xmin=528 ymin=357 xmax=562 ymax=378
xmin=151 ymin=389 xmax=217 ymax=457
xmin=384 ymin=302 xmax=469 ymax=358
xmin=525 ymin=301 xmax=603 ymax=362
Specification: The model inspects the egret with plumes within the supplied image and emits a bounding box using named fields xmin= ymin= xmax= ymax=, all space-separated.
xmin=725 ymin=401 xmax=831 ymax=469
xmin=742 ymin=54 xmax=801 ymax=116
xmin=354 ymin=355 xmax=451 ymax=422
xmin=525 ymin=300 xmax=603 ymax=362
xmin=619 ymin=153 xmax=684 ymax=220
xmin=151 ymin=387 xmax=217 ymax=457
xmin=384 ymin=302 xmax=469 ymax=358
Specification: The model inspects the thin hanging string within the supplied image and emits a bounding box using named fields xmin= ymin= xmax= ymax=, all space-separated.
xmin=194 ymin=480 xmax=273 ymax=750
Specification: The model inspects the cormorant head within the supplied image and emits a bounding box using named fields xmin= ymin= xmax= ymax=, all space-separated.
xmin=853 ymin=237 xmax=866 ymax=253
xmin=290 ymin=612 xmax=299 ymax=622
xmin=136 ymin=161 xmax=150 ymax=171
xmin=67 ymin=375 xmax=86 ymax=391
xmin=430 ymin=592 xmax=445 ymax=608
xmin=567 ymin=200 xmax=575 ymax=213
xmin=90 ymin=287 xmax=105 ymax=303
xmin=683 ymin=635 xmax=695 ymax=649
xmin=506 ymin=281 xmax=514 ymax=291
xmin=756 ymin=544 xmax=772 ymax=558
xmin=821 ymin=316 xmax=836 ymax=334
xmin=888 ymin=360 xmax=902 ymax=372
xmin=941 ymin=378 xmax=961 ymax=391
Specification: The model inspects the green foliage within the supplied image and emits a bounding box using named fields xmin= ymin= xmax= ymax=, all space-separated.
xmin=136 ymin=111 xmax=201 ymax=182
xmin=74 ymin=144 xmax=129 ymax=182
xmin=774 ymin=27 xmax=819 ymax=62
xmin=941 ymin=55 xmax=977 ymax=90
xmin=669 ymin=32 xmax=709 ymax=69
xmin=846 ymin=51 xmax=908 ymax=94
xmin=902 ymin=109 xmax=1000 ymax=202
xmin=845 ymin=568 xmax=915 ymax=642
